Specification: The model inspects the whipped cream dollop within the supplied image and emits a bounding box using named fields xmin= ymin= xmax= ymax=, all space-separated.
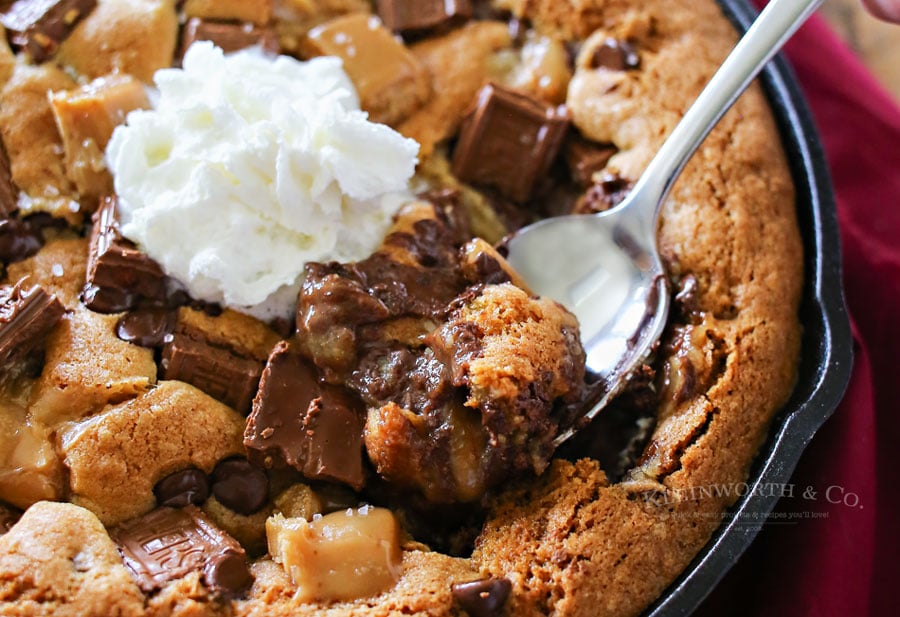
xmin=106 ymin=42 xmax=419 ymax=318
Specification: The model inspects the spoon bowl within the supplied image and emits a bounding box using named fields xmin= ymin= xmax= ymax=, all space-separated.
xmin=505 ymin=0 xmax=823 ymax=445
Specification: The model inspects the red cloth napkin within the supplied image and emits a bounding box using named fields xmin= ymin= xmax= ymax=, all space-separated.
xmin=696 ymin=9 xmax=900 ymax=617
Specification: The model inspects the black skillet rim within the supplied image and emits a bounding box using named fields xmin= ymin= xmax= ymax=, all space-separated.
xmin=642 ymin=1 xmax=854 ymax=615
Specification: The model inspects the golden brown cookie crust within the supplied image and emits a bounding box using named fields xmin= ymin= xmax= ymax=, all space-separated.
xmin=0 ymin=0 xmax=802 ymax=615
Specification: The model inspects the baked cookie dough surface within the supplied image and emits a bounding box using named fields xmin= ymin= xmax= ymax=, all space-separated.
xmin=0 ymin=0 xmax=802 ymax=616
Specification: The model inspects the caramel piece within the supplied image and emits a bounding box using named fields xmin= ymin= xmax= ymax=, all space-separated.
xmin=49 ymin=74 xmax=149 ymax=199
xmin=56 ymin=0 xmax=178 ymax=83
xmin=501 ymin=34 xmax=572 ymax=105
xmin=0 ymin=410 xmax=63 ymax=509
xmin=266 ymin=506 xmax=401 ymax=602
xmin=0 ymin=63 xmax=79 ymax=223
xmin=452 ymin=83 xmax=569 ymax=203
xmin=83 ymin=195 xmax=167 ymax=313
xmin=181 ymin=17 xmax=279 ymax=56
xmin=304 ymin=13 xmax=431 ymax=126
xmin=111 ymin=505 xmax=253 ymax=596
xmin=1 ymin=0 xmax=97 ymax=63
xmin=374 ymin=0 xmax=472 ymax=35
xmin=183 ymin=0 xmax=271 ymax=26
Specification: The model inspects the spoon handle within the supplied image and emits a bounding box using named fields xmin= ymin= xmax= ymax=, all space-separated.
xmin=629 ymin=0 xmax=824 ymax=229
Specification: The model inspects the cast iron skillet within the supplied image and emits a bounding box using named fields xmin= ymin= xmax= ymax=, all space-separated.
xmin=643 ymin=1 xmax=854 ymax=615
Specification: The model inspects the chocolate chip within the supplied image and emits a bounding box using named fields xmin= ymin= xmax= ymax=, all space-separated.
xmin=180 ymin=17 xmax=278 ymax=57
xmin=375 ymin=0 xmax=472 ymax=35
xmin=245 ymin=341 xmax=366 ymax=490
xmin=451 ymin=577 xmax=512 ymax=617
xmin=1 ymin=0 xmax=98 ymax=63
xmin=575 ymin=172 xmax=633 ymax=214
xmin=161 ymin=332 xmax=263 ymax=414
xmin=83 ymin=196 xmax=168 ymax=313
xmin=210 ymin=458 xmax=268 ymax=516
xmin=153 ymin=467 xmax=210 ymax=508
xmin=116 ymin=308 xmax=177 ymax=347
xmin=589 ymin=38 xmax=640 ymax=71
xmin=452 ymin=83 xmax=569 ymax=203
xmin=0 ymin=218 xmax=41 ymax=265
xmin=564 ymin=135 xmax=617 ymax=188
xmin=204 ymin=549 xmax=254 ymax=597
xmin=0 ymin=280 xmax=65 ymax=369
xmin=110 ymin=505 xmax=252 ymax=596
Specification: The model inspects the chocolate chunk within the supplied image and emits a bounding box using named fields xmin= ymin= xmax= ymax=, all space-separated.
xmin=83 ymin=196 xmax=167 ymax=313
xmin=111 ymin=505 xmax=252 ymax=596
xmin=0 ymin=280 xmax=64 ymax=369
xmin=210 ymin=458 xmax=268 ymax=516
xmin=161 ymin=332 xmax=262 ymax=414
xmin=452 ymin=83 xmax=569 ymax=203
xmin=451 ymin=577 xmax=512 ymax=617
xmin=245 ymin=341 xmax=365 ymax=490
xmin=565 ymin=136 xmax=617 ymax=187
xmin=0 ymin=141 xmax=16 ymax=219
xmin=1 ymin=0 xmax=97 ymax=63
xmin=116 ymin=308 xmax=177 ymax=347
xmin=575 ymin=172 xmax=633 ymax=214
xmin=180 ymin=17 xmax=278 ymax=57
xmin=674 ymin=274 xmax=700 ymax=321
xmin=589 ymin=38 xmax=640 ymax=71
xmin=375 ymin=0 xmax=472 ymax=35
xmin=154 ymin=468 xmax=210 ymax=508
xmin=1 ymin=213 xmax=67 ymax=265
xmin=0 ymin=502 xmax=22 ymax=533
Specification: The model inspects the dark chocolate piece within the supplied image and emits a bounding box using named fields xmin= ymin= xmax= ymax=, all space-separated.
xmin=589 ymin=38 xmax=640 ymax=71
xmin=180 ymin=17 xmax=278 ymax=56
xmin=153 ymin=468 xmax=210 ymax=508
xmin=83 ymin=196 xmax=167 ymax=313
xmin=0 ymin=502 xmax=22 ymax=533
xmin=565 ymin=136 xmax=617 ymax=187
xmin=0 ymin=218 xmax=41 ymax=265
xmin=161 ymin=332 xmax=262 ymax=414
xmin=210 ymin=458 xmax=268 ymax=516
xmin=452 ymin=83 xmax=569 ymax=203
xmin=0 ymin=140 xmax=16 ymax=218
xmin=451 ymin=577 xmax=512 ymax=617
xmin=111 ymin=505 xmax=252 ymax=596
xmin=1 ymin=0 xmax=97 ymax=63
xmin=245 ymin=341 xmax=365 ymax=490
xmin=116 ymin=308 xmax=177 ymax=347
xmin=575 ymin=172 xmax=633 ymax=214
xmin=375 ymin=0 xmax=472 ymax=34
xmin=0 ymin=280 xmax=64 ymax=368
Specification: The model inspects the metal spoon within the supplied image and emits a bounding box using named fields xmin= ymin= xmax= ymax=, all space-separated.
xmin=505 ymin=0 xmax=823 ymax=445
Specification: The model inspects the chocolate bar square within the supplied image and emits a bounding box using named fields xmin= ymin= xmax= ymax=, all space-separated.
xmin=452 ymin=83 xmax=569 ymax=203
xmin=180 ymin=17 xmax=278 ymax=57
xmin=375 ymin=0 xmax=472 ymax=34
xmin=1 ymin=0 xmax=97 ymax=63
xmin=245 ymin=341 xmax=365 ymax=490
xmin=161 ymin=332 xmax=262 ymax=414
xmin=111 ymin=505 xmax=252 ymax=596
xmin=0 ymin=280 xmax=65 ymax=368
xmin=82 ymin=196 xmax=167 ymax=313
